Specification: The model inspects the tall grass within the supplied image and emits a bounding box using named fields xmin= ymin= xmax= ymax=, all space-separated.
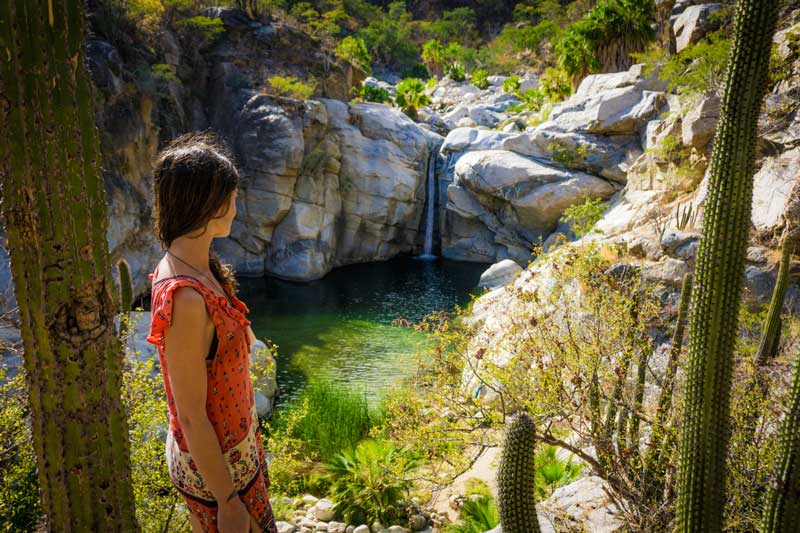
xmin=272 ymin=380 xmax=379 ymax=462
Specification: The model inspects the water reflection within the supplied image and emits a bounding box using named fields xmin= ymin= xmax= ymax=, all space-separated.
xmin=237 ymin=257 xmax=488 ymax=407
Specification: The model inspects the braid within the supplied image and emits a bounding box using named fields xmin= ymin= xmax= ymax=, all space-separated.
xmin=209 ymin=251 xmax=239 ymax=296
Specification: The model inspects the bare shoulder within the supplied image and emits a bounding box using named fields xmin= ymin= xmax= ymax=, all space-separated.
xmin=170 ymin=286 xmax=211 ymax=326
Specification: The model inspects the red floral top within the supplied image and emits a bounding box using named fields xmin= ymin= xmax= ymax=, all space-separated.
xmin=146 ymin=267 xmax=275 ymax=530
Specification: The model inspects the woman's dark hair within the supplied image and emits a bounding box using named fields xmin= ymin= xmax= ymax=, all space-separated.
xmin=152 ymin=131 xmax=240 ymax=294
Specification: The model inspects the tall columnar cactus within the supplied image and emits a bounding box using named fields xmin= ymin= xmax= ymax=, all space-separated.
xmin=761 ymin=355 xmax=800 ymax=531
xmin=497 ymin=413 xmax=541 ymax=533
xmin=117 ymin=258 xmax=134 ymax=337
xmin=0 ymin=1 xmax=139 ymax=531
xmin=676 ymin=0 xmax=780 ymax=530
xmin=644 ymin=273 xmax=693 ymax=498
xmin=755 ymin=229 xmax=796 ymax=367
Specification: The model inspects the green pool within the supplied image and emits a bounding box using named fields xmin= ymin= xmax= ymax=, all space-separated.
xmin=236 ymin=257 xmax=488 ymax=408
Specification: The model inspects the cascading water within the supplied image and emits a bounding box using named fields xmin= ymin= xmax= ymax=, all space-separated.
xmin=417 ymin=146 xmax=439 ymax=260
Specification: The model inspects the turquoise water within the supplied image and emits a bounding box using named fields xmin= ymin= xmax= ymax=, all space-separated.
xmin=236 ymin=257 xmax=488 ymax=409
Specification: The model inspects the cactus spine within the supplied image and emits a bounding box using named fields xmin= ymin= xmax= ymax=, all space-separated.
xmin=761 ymin=355 xmax=800 ymax=531
xmin=497 ymin=413 xmax=541 ymax=533
xmin=675 ymin=0 xmax=780 ymax=530
xmin=0 ymin=1 xmax=139 ymax=530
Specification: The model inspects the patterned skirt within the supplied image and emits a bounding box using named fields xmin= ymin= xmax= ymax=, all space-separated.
xmin=165 ymin=404 xmax=278 ymax=532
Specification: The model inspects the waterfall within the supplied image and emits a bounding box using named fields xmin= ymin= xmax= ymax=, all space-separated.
xmin=418 ymin=146 xmax=439 ymax=260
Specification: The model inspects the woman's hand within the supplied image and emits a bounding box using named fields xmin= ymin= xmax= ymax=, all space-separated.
xmin=217 ymin=495 xmax=251 ymax=533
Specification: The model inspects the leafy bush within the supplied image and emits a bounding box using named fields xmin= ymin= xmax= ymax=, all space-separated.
xmin=481 ymin=19 xmax=562 ymax=73
xmin=447 ymin=63 xmax=466 ymax=82
xmin=471 ymin=69 xmax=489 ymax=90
xmin=335 ymin=35 xmax=372 ymax=74
xmin=175 ymin=15 xmax=225 ymax=46
xmin=560 ymin=196 xmax=606 ymax=237
xmin=539 ymin=67 xmax=572 ymax=102
xmin=425 ymin=7 xmax=479 ymax=47
xmin=354 ymin=85 xmax=392 ymax=104
xmin=443 ymin=495 xmax=499 ymax=533
xmin=120 ymin=312 xmax=189 ymax=532
xmin=653 ymin=29 xmax=731 ymax=99
xmin=502 ymin=75 xmax=521 ymax=95
xmin=400 ymin=63 xmax=430 ymax=80
xmin=324 ymin=438 xmax=424 ymax=525
xmin=0 ymin=366 xmax=41 ymax=532
xmin=265 ymin=75 xmax=317 ymax=99
xmin=519 ymin=87 xmax=546 ymax=112
xmin=534 ymin=445 xmax=583 ymax=498
xmin=357 ymin=1 xmax=418 ymax=70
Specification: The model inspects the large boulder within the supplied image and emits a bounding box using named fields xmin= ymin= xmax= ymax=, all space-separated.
xmin=751 ymin=147 xmax=800 ymax=233
xmin=543 ymin=86 xmax=666 ymax=135
xmin=441 ymin=150 xmax=618 ymax=263
xmin=217 ymin=97 xmax=443 ymax=281
xmin=452 ymin=150 xmax=618 ymax=242
xmin=671 ymin=3 xmax=725 ymax=53
xmin=682 ymin=93 xmax=720 ymax=149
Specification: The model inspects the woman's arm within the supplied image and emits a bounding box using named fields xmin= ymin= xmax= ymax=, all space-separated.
xmin=246 ymin=324 xmax=257 ymax=347
xmin=163 ymin=287 xmax=237 ymax=502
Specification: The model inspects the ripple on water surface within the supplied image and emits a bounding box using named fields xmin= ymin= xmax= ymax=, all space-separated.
xmin=236 ymin=257 xmax=488 ymax=408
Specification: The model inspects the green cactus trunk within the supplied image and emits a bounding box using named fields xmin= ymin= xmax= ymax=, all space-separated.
xmin=644 ymin=273 xmax=693 ymax=500
xmin=761 ymin=355 xmax=800 ymax=531
xmin=675 ymin=0 xmax=780 ymax=530
xmin=755 ymin=230 xmax=795 ymax=367
xmin=117 ymin=258 xmax=133 ymax=337
xmin=0 ymin=1 xmax=139 ymax=531
xmin=497 ymin=413 xmax=541 ymax=533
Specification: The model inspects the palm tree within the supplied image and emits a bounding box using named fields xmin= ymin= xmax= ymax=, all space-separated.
xmin=395 ymin=78 xmax=431 ymax=120
xmin=556 ymin=0 xmax=656 ymax=85
xmin=0 ymin=1 xmax=139 ymax=530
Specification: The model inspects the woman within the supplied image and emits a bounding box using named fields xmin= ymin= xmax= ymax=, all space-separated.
xmin=145 ymin=132 xmax=278 ymax=533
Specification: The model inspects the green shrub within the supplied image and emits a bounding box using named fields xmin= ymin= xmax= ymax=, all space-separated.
xmin=539 ymin=67 xmax=572 ymax=102
xmin=426 ymin=7 xmax=479 ymax=46
xmin=400 ymin=63 xmax=430 ymax=80
xmin=560 ymin=196 xmax=606 ymax=237
xmin=121 ymin=312 xmax=189 ymax=532
xmin=354 ymin=84 xmax=392 ymax=103
xmin=519 ymin=87 xmax=546 ymax=112
xmin=534 ymin=445 xmax=583 ymax=498
xmin=150 ymin=63 xmax=179 ymax=86
xmin=471 ymin=69 xmax=489 ymax=90
xmin=357 ymin=1 xmax=418 ymax=70
xmin=447 ymin=63 xmax=466 ymax=82
xmin=503 ymin=75 xmax=521 ymax=95
xmin=324 ymin=438 xmax=424 ymax=525
xmin=0 ymin=366 xmax=41 ymax=532
xmin=443 ymin=494 xmax=499 ymax=533
xmin=174 ymin=15 xmax=225 ymax=46
xmin=656 ymin=29 xmax=731 ymax=98
xmin=265 ymin=75 xmax=317 ymax=99
xmin=335 ymin=35 xmax=372 ymax=74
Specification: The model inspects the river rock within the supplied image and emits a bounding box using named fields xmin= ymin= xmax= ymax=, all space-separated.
xmin=408 ymin=514 xmax=427 ymax=531
xmin=353 ymin=526 xmax=370 ymax=533
xmin=277 ymin=523 xmax=298 ymax=533
xmin=312 ymin=498 xmax=336 ymax=521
